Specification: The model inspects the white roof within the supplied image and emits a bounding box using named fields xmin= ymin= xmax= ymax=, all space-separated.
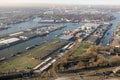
xmin=0 ymin=38 xmax=20 ymax=44
xmin=82 ymin=23 xmax=100 ymax=28
xmin=9 ymin=31 xmax=24 ymax=36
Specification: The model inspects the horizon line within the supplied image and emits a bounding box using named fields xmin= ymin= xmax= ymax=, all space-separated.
xmin=0 ymin=2 xmax=120 ymax=7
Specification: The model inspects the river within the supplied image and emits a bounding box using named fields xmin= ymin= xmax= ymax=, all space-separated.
xmin=0 ymin=13 xmax=120 ymax=59
xmin=0 ymin=17 xmax=84 ymax=59
xmin=101 ymin=13 xmax=120 ymax=46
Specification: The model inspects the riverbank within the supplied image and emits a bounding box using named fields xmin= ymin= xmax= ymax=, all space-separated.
xmin=0 ymin=22 xmax=83 ymax=59
xmin=101 ymin=13 xmax=120 ymax=46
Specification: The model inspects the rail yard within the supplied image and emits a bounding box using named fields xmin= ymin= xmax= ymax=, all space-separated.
xmin=0 ymin=22 xmax=113 ymax=80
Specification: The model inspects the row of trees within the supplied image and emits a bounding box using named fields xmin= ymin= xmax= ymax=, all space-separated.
xmin=51 ymin=45 xmax=120 ymax=73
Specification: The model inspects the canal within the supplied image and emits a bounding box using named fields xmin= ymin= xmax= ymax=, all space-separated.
xmin=0 ymin=17 xmax=84 ymax=59
xmin=101 ymin=13 xmax=120 ymax=46
xmin=1 ymin=13 xmax=120 ymax=59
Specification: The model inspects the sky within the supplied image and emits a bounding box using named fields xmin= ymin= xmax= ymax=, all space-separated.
xmin=0 ymin=0 xmax=120 ymax=6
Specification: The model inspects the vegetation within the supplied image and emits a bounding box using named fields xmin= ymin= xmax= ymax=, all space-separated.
xmin=116 ymin=73 xmax=120 ymax=77
xmin=0 ymin=40 xmax=67 ymax=73
xmin=55 ymin=44 xmax=120 ymax=73
xmin=109 ymin=56 xmax=120 ymax=66
xmin=72 ymin=43 xmax=90 ymax=56
xmin=1 ymin=40 xmax=120 ymax=79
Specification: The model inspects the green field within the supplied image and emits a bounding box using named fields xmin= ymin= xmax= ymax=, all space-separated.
xmin=0 ymin=40 xmax=67 ymax=73
xmin=73 ymin=43 xmax=90 ymax=56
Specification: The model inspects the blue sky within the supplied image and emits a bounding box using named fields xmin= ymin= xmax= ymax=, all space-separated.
xmin=0 ymin=0 xmax=120 ymax=6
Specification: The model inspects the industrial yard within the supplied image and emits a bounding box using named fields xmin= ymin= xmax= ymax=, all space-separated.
xmin=0 ymin=4 xmax=120 ymax=80
xmin=0 ymin=25 xmax=65 ymax=50
xmin=0 ymin=40 xmax=67 ymax=72
xmin=0 ymin=21 xmax=114 ymax=79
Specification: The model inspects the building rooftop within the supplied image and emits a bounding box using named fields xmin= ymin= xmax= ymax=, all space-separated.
xmin=82 ymin=23 xmax=100 ymax=28
xmin=0 ymin=38 xmax=20 ymax=44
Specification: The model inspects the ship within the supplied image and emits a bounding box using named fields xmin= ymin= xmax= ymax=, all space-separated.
xmin=26 ymin=46 xmax=35 ymax=50
xmin=0 ymin=57 xmax=6 ymax=62
xmin=38 ymin=31 xmax=49 ymax=36
xmin=0 ymin=23 xmax=10 ymax=31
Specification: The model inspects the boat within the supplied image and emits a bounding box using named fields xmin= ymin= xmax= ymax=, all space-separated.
xmin=26 ymin=46 xmax=35 ymax=50
xmin=0 ymin=57 xmax=6 ymax=62
xmin=55 ymin=35 xmax=59 ymax=37
xmin=39 ymin=31 xmax=49 ymax=36
xmin=0 ymin=23 xmax=10 ymax=31
xmin=11 ymin=54 xmax=16 ymax=57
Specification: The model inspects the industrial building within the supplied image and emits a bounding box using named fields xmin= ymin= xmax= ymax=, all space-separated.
xmin=0 ymin=38 xmax=21 ymax=49
xmin=81 ymin=23 xmax=100 ymax=30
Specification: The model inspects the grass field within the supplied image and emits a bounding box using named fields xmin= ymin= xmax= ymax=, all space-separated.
xmin=72 ymin=43 xmax=90 ymax=56
xmin=0 ymin=40 xmax=67 ymax=73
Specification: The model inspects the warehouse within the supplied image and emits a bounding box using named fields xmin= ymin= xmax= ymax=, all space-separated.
xmin=9 ymin=31 xmax=24 ymax=37
xmin=0 ymin=38 xmax=21 ymax=49
xmin=0 ymin=38 xmax=20 ymax=44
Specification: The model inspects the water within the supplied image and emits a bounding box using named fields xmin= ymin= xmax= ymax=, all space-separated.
xmin=102 ymin=13 xmax=120 ymax=46
xmin=0 ymin=18 xmax=58 ymax=35
xmin=0 ymin=17 xmax=84 ymax=58
xmin=1 ymin=13 xmax=120 ymax=58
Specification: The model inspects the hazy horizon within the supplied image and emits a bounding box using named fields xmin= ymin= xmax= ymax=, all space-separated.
xmin=0 ymin=0 xmax=120 ymax=7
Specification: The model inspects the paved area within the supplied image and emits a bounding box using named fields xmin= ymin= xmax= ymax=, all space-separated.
xmin=55 ymin=77 xmax=71 ymax=80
